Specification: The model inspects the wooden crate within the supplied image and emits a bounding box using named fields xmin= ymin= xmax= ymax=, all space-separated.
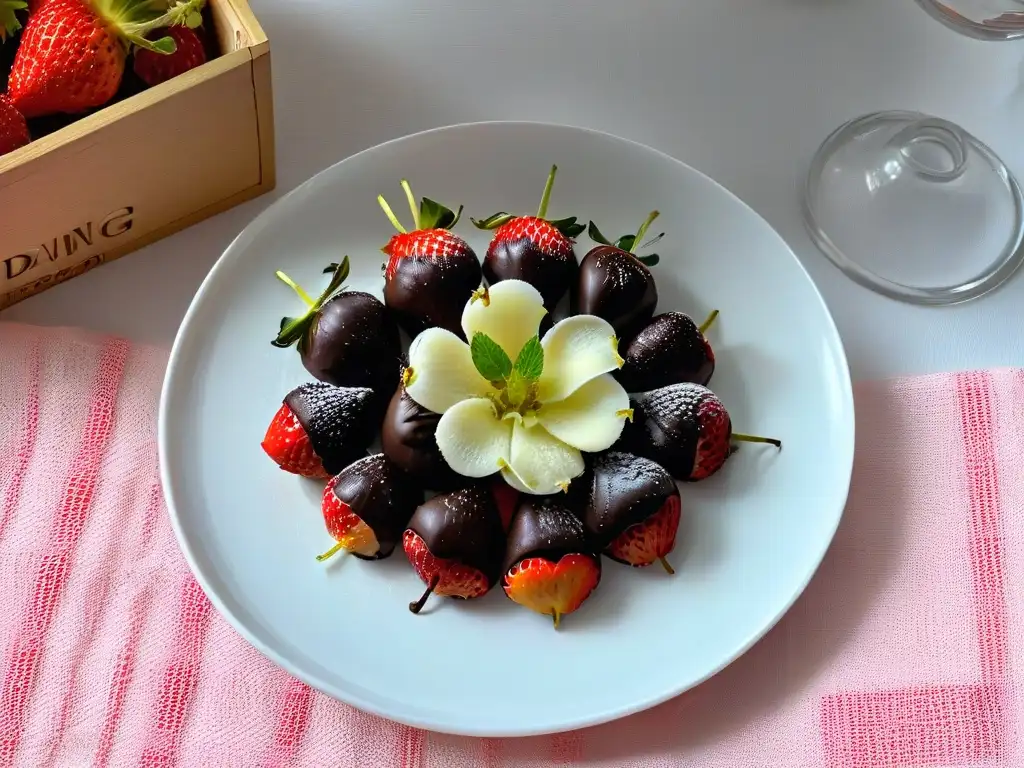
xmin=0 ymin=0 xmax=275 ymax=309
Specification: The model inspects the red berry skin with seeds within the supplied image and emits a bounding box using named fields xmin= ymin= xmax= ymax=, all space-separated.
xmin=622 ymin=382 xmax=732 ymax=481
xmin=382 ymin=228 xmax=481 ymax=339
xmin=605 ymin=494 xmax=681 ymax=568
xmin=133 ymin=26 xmax=206 ymax=87
xmin=483 ymin=216 xmax=578 ymax=312
xmin=261 ymin=403 xmax=329 ymax=480
xmin=403 ymin=530 xmax=491 ymax=600
xmin=501 ymin=497 xmax=601 ymax=625
xmin=403 ymin=486 xmax=507 ymax=601
xmin=8 ymin=0 xmax=126 ymax=118
xmin=0 ymin=95 xmax=29 ymax=157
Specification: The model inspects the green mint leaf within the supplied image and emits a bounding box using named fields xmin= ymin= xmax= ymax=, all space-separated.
xmin=513 ymin=336 xmax=544 ymax=380
xmin=470 ymin=332 xmax=513 ymax=381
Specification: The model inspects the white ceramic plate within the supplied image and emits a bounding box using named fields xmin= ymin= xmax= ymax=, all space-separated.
xmin=159 ymin=122 xmax=854 ymax=738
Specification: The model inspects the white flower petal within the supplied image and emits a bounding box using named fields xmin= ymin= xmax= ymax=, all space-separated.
xmin=503 ymin=421 xmax=585 ymax=495
xmin=462 ymin=280 xmax=547 ymax=362
xmin=537 ymin=374 xmax=631 ymax=452
xmin=405 ymin=328 xmax=489 ymax=414
xmin=435 ymin=397 xmax=513 ymax=478
xmin=538 ymin=315 xmax=624 ymax=403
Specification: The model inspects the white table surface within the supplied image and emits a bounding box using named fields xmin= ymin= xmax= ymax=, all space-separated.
xmin=5 ymin=0 xmax=1023 ymax=381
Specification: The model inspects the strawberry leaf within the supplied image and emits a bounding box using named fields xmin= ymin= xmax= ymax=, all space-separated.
xmin=587 ymin=221 xmax=612 ymax=246
xmin=470 ymin=332 xmax=513 ymax=382
xmin=0 ymin=0 xmax=26 ymax=43
xmin=471 ymin=212 xmax=516 ymax=231
xmin=637 ymin=253 xmax=660 ymax=266
xmin=419 ymin=197 xmax=462 ymax=230
xmin=271 ymin=258 xmax=350 ymax=349
xmin=513 ymin=336 xmax=543 ymax=380
xmin=615 ymin=234 xmax=635 ymax=251
xmin=548 ymin=216 xmax=585 ymax=238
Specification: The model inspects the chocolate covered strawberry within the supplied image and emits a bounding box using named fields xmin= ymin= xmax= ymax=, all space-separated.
xmin=472 ymin=164 xmax=585 ymax=311
xmin=133 ymin=24 xmax=206 ymax=87
xmin=378 ymin=180 xmax=481 ymax=338
xmin=622 ymin=382 xmax=781 ymax=481
xmin=273 ymin=256 xmax=402 ymax=399
xmin=582 ymin=451 xmax=681 ymax=573
xmin=403 ymin=486 xmax=507 ymax=614
xmin=0 ymin=94 xmax=28 ymax=158
xmin=317 ymin=454 xmax=422 ymax=562
xmin=380 ymin=384 xmax=461 ymax=491
xmin=261 ymin=382 xmax=378 ymax=479
xmin=8 ymin=0 xmax=205 ymax=118
xmin=618 ymin=310 xmax=719 ymax=392
xmin=576 ymin=211 xmax=661 ymax=344
xmin=502 ymin=497 xmax=600 ymax=628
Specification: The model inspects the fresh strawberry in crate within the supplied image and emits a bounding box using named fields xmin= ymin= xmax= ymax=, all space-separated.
xmin=0 ymin=94 xmax=29 ymax=157
xmin=8 ymin=0 xmax=206 ymax=118
xmin=133 ymin=25 xmax=206 ymax=87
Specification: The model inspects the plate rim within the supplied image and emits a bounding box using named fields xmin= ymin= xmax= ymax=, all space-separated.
xmin=158 ymin=119 xmax=856 ymax=738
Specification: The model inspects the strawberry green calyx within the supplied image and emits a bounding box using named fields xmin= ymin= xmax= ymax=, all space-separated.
xmin=0 ymin=0 xmax=26 ymax=43
xmin=471 ymin=164 xmax=587 ymax=238
xmin=377 ymin=179 xmax=463 ymax=236
xmin=587 ymin=210 xmax=664 ymax=266
xmin=272 ymin=257 xmax=351 ymax=348
xmin=96 ymin=0 xmax=206 ymax=55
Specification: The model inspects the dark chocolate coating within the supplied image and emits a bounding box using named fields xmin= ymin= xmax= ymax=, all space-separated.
xmin=326 ymin=453 xmax=423 ymax=559
xmin=285 ymin=382 xmax=378 ymax=475
xmin=502 ymin=496 xmax=595 ymax=573
xmin=582 ymin=451 xmax=679 ymax=550
xmin=384 ymin=253 xmax=482 ymax=339
xmin=484 ymin=238 xmax=577 ymax=312
xmin=576 ymin=246 xmax=657 ymax=343
xmin=381 ymin=387 xmax=462 ymax=491
xmin=406 ymin=486 xmax=507 ymax=585
xmin=619 ymin=383 xmax=712 ymax=481
xmin=300 ymin=291 xmax=402 ymax=400
xmin=618 ymin=312 xmax=715 ymax=392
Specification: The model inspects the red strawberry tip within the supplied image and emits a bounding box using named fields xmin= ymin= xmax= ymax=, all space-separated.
xmin=605 ymin=493 xmax=682 ymax=572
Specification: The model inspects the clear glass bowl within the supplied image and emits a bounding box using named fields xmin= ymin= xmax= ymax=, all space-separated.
xmin=803 ymin=2 xmax=1024 ymax=305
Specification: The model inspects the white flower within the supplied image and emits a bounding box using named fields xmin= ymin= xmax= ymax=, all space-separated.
xmin=403 ymin=280 xmax=633 ymax=495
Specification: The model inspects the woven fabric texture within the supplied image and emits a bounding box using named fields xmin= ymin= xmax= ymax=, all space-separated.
xmin=0 ymin=321 xmax=1020 ymax=767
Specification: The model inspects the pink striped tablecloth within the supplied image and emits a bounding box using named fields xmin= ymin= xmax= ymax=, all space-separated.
xmin=0 ymin=321 xmax=1021 ymax=767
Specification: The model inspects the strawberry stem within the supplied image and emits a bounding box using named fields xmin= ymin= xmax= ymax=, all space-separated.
xmin=316 ymin=541 xmax=347 ymax=562
xmin=275 ymin=271 xmax=315 ymax=308
xmin=409 ymin=574 xmax=439 ymax=614
xmin=400 ymin=180 xmax=421 ymax=231
xmin=113 ymin=0 xmax=206 ymax=55
xmin=551 ymin=609 xmax=561 ymax=629
xmin=629 ymin=211 xmax=660 ymax=255
xmin=732 ymin=433 xmax=782 ymax=448
xmin=378 ymin=195 xmax=407 ymax=234
xmin=537 ymin=165 xmax=558 ymax=219
xmin=659 ymin=556 xmax=676 ymax=575
xmin=698 ymin=309 xmax=719 ymax=335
